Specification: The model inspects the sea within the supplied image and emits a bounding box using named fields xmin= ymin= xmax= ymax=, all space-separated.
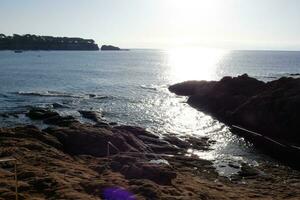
xmin=1 ymin=49 xmax=300 ymax=176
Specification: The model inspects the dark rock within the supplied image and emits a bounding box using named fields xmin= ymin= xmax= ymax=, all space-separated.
xmin=109 ymin=122 xmax=118 ymax=126
xmin=169 ymin=74 xmax=300 ymax=146
xmin=169 ymin=80 xmax=217 ymax=96
xmin=43 ymin=115 xmax=77 ymax=126
xmin=26 ymin=107 xmax=59 ymax=120
xmin=238 ymin=164 xmax=259 ymax=177
xmin=27 ymin=107 xmax=77 ymax=126
xmin=94 ymin=121 xmax=110 ymax=128
xmin=79 ymin=110 xmax=103 ymax=122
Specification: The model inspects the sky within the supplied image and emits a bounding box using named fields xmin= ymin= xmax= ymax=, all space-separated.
xmin=1 ymin=0 xmax=300 ymax=50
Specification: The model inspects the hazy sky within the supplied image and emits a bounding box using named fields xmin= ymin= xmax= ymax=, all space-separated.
xmin=1 ymin=0 xmax=300 ymax=50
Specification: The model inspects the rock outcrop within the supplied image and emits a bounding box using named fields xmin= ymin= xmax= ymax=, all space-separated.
xmin=169 ymin=74 xmax=300 ymax=147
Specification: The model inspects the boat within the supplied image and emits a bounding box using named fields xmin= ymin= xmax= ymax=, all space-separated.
xmin=230 ymin=125 xmax=300 ymax=168
xmin=14 ymin=50 xmax=23 ymax=53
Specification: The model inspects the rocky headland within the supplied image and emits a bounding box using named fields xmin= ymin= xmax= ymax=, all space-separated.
xmin=169 ymin=74 xmax=300 ymax=165
xmin=1 ymin=107 xmax=300 ymax=199
xmin=0 ymin=34 xmax=99 ymax=51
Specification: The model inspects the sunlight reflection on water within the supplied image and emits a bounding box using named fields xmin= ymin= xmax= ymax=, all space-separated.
xmin=159 ymin=48 xmax=270 ymax=176
xmin=167 ymin=47 xmax=228 ymax=82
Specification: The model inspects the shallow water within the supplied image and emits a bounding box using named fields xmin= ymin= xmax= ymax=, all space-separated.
xmin=1 ymin=49 xmax=300 ymax=175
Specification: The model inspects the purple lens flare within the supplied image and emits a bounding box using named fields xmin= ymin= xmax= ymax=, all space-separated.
xmin=103 ymin=187 xmax=136 ymax=200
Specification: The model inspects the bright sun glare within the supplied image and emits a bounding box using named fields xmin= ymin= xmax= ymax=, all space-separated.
xmin=163 ymin=0 xmax=223 ymax=46
xmin=168 ymin=47 xmax=227 ymax=82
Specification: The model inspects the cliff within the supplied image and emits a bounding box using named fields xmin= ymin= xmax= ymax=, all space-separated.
xmin=0 ymin=34 xmax=99 ymax=51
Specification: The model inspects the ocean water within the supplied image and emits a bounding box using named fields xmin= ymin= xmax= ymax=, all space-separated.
xmin=1 ymin=49 xmax=300 ymax=175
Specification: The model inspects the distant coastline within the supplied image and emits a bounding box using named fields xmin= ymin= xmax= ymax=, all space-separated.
xmin=0 ymin=34 xmax=99 ymax=51
xmin=101 ymin=45 xmax=129 ymax=51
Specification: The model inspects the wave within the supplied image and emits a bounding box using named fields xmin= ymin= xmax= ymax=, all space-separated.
xmin=15 ymin=91 xmax=111 ymax=100
xmin=140 ymin=84 xmax=167 ymax=91
xmin=16 ymin=91 xmax=84 ymax=98
xmin=88 ymin=94 xmax=110 ymax=99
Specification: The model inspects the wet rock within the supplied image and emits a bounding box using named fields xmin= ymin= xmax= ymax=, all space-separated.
xmin=43 ymin=115 xmax=77 ymax=126
xmin=185 ymin=136 xmax=213 ymax=151
xmin=79 ymin=110 xmax=103 ymax=122
xmin=26 ymin=107 xmax=59 ymax=120
xmin=164 ymin=136 xmax=190 ymax=149
xmin=94 ymin=121 xmax=110 ymax=128
xmin=26 ymin=107 xmax=77 ymax=126
xmin=109 ymin=122 xmax=118 ymax=126
xmin=238 ymin=164 xmax=259 ymax=177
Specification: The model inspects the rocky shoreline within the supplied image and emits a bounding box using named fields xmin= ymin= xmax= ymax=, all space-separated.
xmin=169 ymin=74 xmax=300 ymax=167
xmin=1 ymin=107 xmax=300 ymax=199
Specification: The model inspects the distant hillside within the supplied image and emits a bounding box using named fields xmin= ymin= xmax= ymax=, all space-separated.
xmin=0 ymin=34 xmax=99 ymax=51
